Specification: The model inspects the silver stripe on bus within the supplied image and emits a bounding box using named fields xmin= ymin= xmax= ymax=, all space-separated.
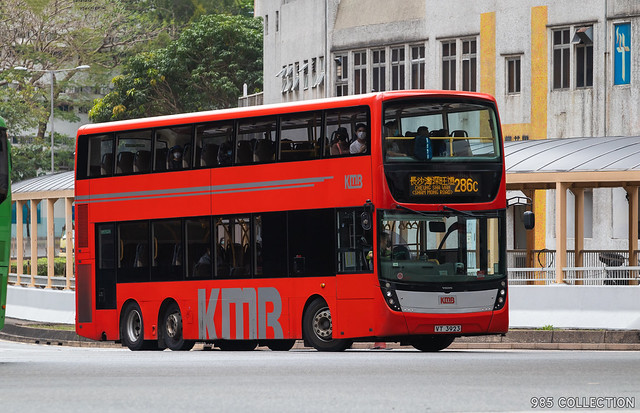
xmin=75 ymin=176 xmax=333 ymax=204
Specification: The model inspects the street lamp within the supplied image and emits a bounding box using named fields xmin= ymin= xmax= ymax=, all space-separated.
xmin=14 ymin=65 xmax=90 ymax=173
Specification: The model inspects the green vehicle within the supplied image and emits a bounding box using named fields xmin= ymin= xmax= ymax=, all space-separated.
xmin=0 ymin=117 xmax=10 ymax=329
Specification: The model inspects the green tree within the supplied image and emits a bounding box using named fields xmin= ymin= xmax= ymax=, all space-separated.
xmin=10 ymin=137 xmax=50 ymax=182
xmin=90 ymin=13 xmax=263 ymax=122
xmin=0 ymin=0 xmax=167 ymax=139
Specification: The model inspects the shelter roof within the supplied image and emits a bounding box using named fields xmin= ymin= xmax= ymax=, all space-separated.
xmin=12 ymin=171 xmax=74 ymax=200
xmin=505 ymin=136 xmax=640 ymax=190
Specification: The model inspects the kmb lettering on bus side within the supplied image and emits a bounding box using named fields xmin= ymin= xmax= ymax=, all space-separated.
xmin=345 ymin=174 xmax=363 ymax=189
xmin=197 ymin=287 xmax=284 ymax=340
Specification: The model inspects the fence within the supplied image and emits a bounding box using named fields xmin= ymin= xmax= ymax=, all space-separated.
xmin=507 ymin=249 xmax=640 ymax=285
xmin=6 ymin=249 xmax=639 ymax=290
xmin=8 ymin=273 xmax=74 ymax=289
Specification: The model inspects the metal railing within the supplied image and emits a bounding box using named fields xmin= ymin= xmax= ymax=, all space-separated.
xmin=507 ymin=249 xmax=640 ymax=285
xmin=8 ymin=249 xmax=639 ymax=290
xmin=8 ymin=273 xmax=74 ymax=289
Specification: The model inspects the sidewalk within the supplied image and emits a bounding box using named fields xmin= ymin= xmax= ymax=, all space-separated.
xmin=2 ymin=318 xmax=639 ymax=350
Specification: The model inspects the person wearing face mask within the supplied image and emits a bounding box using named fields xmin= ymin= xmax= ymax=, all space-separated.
xmin=350 ymin=123 xmax=368 ymax=154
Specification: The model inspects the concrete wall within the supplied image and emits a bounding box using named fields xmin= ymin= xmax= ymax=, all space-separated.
xmin=6 ymin=283 xmax=639 ymax=330
xmin=509 ymin=285 xmax=640 ymax=330
xmin=5 ymin=285 xmax=74 ymax=324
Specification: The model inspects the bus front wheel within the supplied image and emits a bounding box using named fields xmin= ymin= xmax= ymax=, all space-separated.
xmin=161 ymin=302 xmax=194 ymax=351
xmin=302 ymin=298 xmax=352 ymax=352
xmin=410 ymin=335 xmax=455 ymax=352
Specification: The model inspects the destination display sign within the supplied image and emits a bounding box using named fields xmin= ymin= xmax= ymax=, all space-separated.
xmin=409 ymin=174 xmax=480 ymax=197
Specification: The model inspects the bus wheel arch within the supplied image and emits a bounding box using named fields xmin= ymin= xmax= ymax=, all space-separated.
xmin=158 ymin=299 xmax=194 ymax=351
xmin=302 ymin=296 xmax=352 ymax=352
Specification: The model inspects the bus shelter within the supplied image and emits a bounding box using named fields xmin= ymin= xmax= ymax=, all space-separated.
xmin=505 ymin=136 xmax=640 ymax=285
xmin=11 ymin=171 xmax=74 ymax=289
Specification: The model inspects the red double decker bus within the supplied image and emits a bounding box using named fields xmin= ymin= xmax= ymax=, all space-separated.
xmin=74 ymin=90 xmax=507 ymax=351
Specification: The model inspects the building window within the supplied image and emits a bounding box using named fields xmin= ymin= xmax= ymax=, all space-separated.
xmin=314 ymin=56 xmax=325 ymax=89
xmin=372 ymin=49 xmax=386 ymax=92
xmin=391 ymin=47 xmax=405 ymax=90
xmin=410 ymin=45 xmax=425 ymax=89
xmin=275 ymin=11 xmax=279 ymax=32
xmin=292 ymin=62 xmax=300 ymax=91
xmin=302 ymin=59 xmax=309 ymax=90
xmin=461 ymin=39 xmax=477 ymax=91
xmin=553 ymin=28 xmax=570 ymax=89
xmin=353 ymin=51 xmax=367 ymax=94
xmin=442 ymin=41 xmax=456 ymax=90
xmin=335 ymin=54 xmax=348 ymax=96
xmin=281 ymin=65 xmax=293 ymax=94
xmin=506 ymin=56 xmax=521 ymax=94
xmin=264 ymin=15 xmax=268 ymax=36
xmin=575 ymin=27 xmax=593 ymax=88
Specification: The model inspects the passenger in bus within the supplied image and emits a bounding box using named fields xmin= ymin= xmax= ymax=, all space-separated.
xmin=218 ymin=141 xmax=233 ymax=166
xmin=193 ymin=248 xmax=211 ymax=278
xmin=168 ymin=146 xmax=184 ymax=170
xmin=384 ymin=121 xmax=404 ymax=157
xmin=349 ymin=123 xmax=368 ymax=154
xmin=330 ymin=127 xmax=350 ymax=155
xmin=414 ymin=126 xmax=432 ymax=161
xmin=379 ymin=231 xmax=392 ymax=258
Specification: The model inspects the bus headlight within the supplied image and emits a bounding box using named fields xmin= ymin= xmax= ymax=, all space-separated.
xmin=493 ymin=280 xmax=507 ymax=311
xmin=380 ymin=283 xmax=401 ymax=312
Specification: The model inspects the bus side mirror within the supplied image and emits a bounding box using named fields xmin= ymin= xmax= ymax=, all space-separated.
xmin=360 ymin=212 xmax=372 ymax=231
xmin=361 ymin=199 xmax=374 ymax=230
xmin=523 ymin=211 xmax=535 ymax=230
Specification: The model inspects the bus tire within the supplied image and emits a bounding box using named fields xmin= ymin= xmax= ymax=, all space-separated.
xmin=121 ymin=301 xmax=146 ymax=351
xmin=266 ymin=339 xmax=296 ymax=351
xmin=302 ymin=298 xmax=352 ymax=352
xmin=410 ymin=335 xmax=455 ymax=352
xmin=161 ymin=302 xmax=194 ymax=351
xmin=216 ymin=340 xmax=258 ymax=351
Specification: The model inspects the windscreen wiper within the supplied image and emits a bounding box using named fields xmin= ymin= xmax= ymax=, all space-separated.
xmin=395 ymin=203 xmax=478 ymax=217
xmin=394 ymin=204 xmax=432 ymax=218
xmin=441 ymin=205 xmax=478 ymax=217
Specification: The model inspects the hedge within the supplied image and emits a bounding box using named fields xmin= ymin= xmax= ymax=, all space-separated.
xmin=10 ymin=257 xmax=70 ymax=277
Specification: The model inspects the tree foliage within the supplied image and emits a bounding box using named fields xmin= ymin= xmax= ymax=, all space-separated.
xmin=0 ymin=0 xmax=167 ymax=138
xmin=90 ymin=13 xmax=263 ymax=122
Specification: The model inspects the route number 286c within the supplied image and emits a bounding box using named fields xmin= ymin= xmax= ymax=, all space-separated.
xmin=454 ymin=178 xmax=479 ymax=193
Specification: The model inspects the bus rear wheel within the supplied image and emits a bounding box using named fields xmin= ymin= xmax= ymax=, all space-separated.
xmin=410 ymin=335 xmax=455 ymax=352
xmin=161 ymin=302 xmax=194 ymax=351
xmin=121 ymin=302 xmax=147 ymax=351
xmin=302 ymin=298 xmax=352 ymax=352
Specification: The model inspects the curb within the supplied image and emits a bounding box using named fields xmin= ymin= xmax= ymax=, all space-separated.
xmin=2 ymin=319 xmax=639 ymax=350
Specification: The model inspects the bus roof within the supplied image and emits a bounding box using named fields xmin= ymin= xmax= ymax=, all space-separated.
xmin=77 ymin=90 xmax=497 ymax=136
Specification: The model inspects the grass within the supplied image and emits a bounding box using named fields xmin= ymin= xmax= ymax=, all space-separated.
xmin=25 ymin=324 xmax=75 ymax=331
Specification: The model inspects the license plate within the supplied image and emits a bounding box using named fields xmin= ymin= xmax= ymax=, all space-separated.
xmin=435 ymin=325 xmax=461 ymax=333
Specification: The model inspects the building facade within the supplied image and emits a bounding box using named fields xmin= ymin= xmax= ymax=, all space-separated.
xmin=256 ymin=0 xmax=640 ymax=253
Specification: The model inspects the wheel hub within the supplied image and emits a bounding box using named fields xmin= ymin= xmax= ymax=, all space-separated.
xmin=126 ymin=310 xmax=142 ymax=342
xmin=166 ymin=313 xmax=180 ymax=338
xmin=312 ymin=308 xmax=332 ymax=341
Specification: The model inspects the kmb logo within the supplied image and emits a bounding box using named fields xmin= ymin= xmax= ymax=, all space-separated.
xmin=439 ymin=296 xmax=456 ymax=305
xmin=345 ymin=174 xmax=363 ymax=189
